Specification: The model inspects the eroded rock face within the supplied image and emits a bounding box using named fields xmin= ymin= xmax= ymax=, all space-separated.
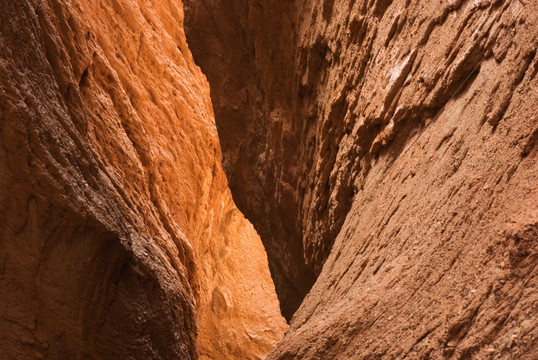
xmin=185 ymin=0 xmax=538 ymax=357
xmin=0 ymin=0 xmax=285 ymax=359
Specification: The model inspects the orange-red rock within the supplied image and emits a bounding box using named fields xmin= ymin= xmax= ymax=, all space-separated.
xmin=0 ymin=0 xmax=285 ymax=359
xmin=2 ymin=0 xmax=537 ymax=358
xmin=185 ymin=0 xmax=538 ymax=357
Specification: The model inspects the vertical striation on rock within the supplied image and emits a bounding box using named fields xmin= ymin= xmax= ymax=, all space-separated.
xmin=0 ymin=0 xmax=285 ymax=359
xmin=185 ymin=0 xmax=538 ymax=357
xmin=185 ymin=0 xmax=319 ymax=320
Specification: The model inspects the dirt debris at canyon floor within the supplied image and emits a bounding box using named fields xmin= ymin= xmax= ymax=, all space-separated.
xmin=1 ymin=0 xmax=537 ymax=359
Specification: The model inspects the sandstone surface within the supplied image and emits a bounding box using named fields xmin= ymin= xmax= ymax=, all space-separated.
xmin=2 ymin=0 xmax=537 ymax=358
xmin=185 ymin=0 xmax=538 ymax=357
xmin=0 ymin=0 xmax=285 ymax=359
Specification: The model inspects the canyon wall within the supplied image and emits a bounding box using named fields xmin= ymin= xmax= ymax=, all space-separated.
xmin=185 ymin=0 xmax=538 ymax=357
xmin=0 ymin=0 xmax=285 ymax=359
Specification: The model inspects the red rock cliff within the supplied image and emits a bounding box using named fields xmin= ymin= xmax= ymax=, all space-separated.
xmin=185 ymin=0 xmax=538 ymax=357
xmin=0 ymin=0 xmax=285 ymax=359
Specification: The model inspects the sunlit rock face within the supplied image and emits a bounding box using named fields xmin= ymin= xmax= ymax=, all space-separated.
xmin=0 ymin=0 xmax=285 ymax=359
xmin=185 ymin=0 xmax=538 ymax=358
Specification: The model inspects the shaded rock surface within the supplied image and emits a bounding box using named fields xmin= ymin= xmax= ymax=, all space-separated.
xmin=0 ymin=0 xmax=285 ymax=359
xmin=185 ymin=0 xmax=538 ymax=357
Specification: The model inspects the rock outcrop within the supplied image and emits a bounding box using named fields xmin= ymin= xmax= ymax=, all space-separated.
xmin=185 ymin=0 xmax=538 ymax=357
xmin=2 ymin=0 xmax=536 ymax=358
xmin=0 ymin=0 xmax=285 ymax=359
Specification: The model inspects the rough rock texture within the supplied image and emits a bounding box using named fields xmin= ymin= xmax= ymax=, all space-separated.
xmin=196 ymin=206 xmax=287 ymax=360
xmin=0 ymin=0 xmax=285 ymax=359
xmin=185 ymin=0 xmax=538 ymax=357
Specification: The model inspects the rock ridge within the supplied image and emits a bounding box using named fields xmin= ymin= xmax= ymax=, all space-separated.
xmin=185 ymin=0 xmax=538 ymax=357
xmin=0 ymin=0 xmax=285 ymax=359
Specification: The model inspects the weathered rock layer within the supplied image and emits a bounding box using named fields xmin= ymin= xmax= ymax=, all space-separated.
xmin=185 ymin=0 xmax=538 ymax=357
xmin=2 ymin=0 xmax=537 ymax=358
xmin=0 ymin=0 xmax=285 ymax=359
